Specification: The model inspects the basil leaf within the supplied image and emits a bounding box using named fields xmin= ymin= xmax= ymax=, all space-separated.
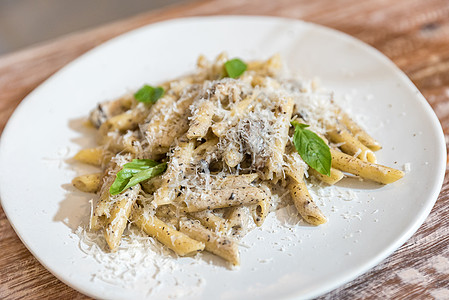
xmin=134 ymin=85 xmax=164 ymax=103
xmin=109 ymin=171 xmax=132 ymax=195
xmin=291 ymin=121 xmax=331 ymax=176
xmin=121 ymin=163 xmax=167 ymax=192
xmin=109 ymin=159 xmax=167 ymax=195
xmin=123 ymin=159 xmax=160 ymax=170
xmin=224 ymin=58 xmax=247 ymax=78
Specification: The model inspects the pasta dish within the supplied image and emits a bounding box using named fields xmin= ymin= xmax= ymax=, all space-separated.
xmin=72 ymin=53 xmax=404 ymax=266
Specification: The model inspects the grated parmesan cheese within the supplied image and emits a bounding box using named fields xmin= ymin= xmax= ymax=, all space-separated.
xmin=71 ymin=53 xmax=402 ymax=294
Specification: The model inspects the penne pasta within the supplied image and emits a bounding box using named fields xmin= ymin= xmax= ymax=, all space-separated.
xmin=153 ymin=140 xmax=194 ymax=206
xmin=72 ymin=173 xmax=102 ymax=193
xmin=336 ymin=108 xmax=381 ymax=151
xmin=98 ymin=105 xmax=149 ymax=136
xmin=214 ymin=174 xmax=259 ymax=188
xmin=288 ymin=178 xmax=327 ymax=226
xmin=224 ymin=143 xmax=243 ymax=168
xmin=132 ymin=209 xmax=205 ymax=256
xmin=284 ymin=151 xmax=307 ymax=184
xmin=309 ymin=167 xmax=344 ymax=185
xmin=100 ymin=130 xmax=141 ymax=154
xmin=88 ymin=94 xmax=134 ymax=128
xmin=225 ymin=206 xmax=249 ymax=229
xmin=180 ymin=186 xmax=267 ymax=212
xmin=145 ymin=93 xmax=196 ymax=156
xmin=189 ymin=210 xmax=228 ymax=233
xmin=331 ymin=149 xmax=404 ymax=184
xmin=327 ymin=128 xmax=376 ymax=163
xmin=187 ymin=101 xmax=215 ymax=139
xmin=179 ymin=218 xmax=240 ymax=266
xmin=252 ymin=184 xmax=272 ymax=226
xmin=74 ymin=147 xmax=112 ymax=167
xmin=267 ymin=97 xmax=294 ymax=178
xmin=104 ymin=184 xmax=141 ymax=251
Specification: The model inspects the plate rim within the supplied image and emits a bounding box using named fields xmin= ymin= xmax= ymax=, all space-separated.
xmin=0 ymin=15 xmax=446 ymax=300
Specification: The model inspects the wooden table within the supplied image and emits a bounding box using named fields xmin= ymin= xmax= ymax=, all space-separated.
xmin=1 ymin=0 xmax=449 ymax=298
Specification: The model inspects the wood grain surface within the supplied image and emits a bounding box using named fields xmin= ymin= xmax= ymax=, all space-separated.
xmin=1 ymin=0 xmax=449 ymax=299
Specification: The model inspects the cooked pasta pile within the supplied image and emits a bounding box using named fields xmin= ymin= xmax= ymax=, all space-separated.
xmin=72 ymin=53 xmax=404 ymax=266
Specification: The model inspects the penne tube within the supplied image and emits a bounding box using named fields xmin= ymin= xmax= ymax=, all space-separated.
xmin=309 ymin=168 xmax=344 ymax=185
xmin=98 ymin=106 xmax=148 ymax=135
xmin=90 ymin=174 xmax=116 ymax=231
xmin=211 ymin=96 xmax=254 ymax=137
xmin=187 ymin=101 xmax=215 ymax=139
xmin=214 ymin=174 xmax=259 ymax=188
xmin=90 ymin=156 xmax=133 ymax=231
xmin=266 ymin=96 xmax=294 ymax=178
xmin=145 ymin=93 xmax=196 ymax=155
xmin=288 ymin=179 xmax=327 ymax=226
xmin=188 ymin=210 xmax=228 ymax=233
xmin=252 ymin=184 xmax=271 ymax=226
xmin=99 ymin=112 xmax=133 ymax=134
xmin=179 ymin=218 xmax=240 ymax=266
xmin=327 ymin=128 xmax=376 ymax=163
xmin=253 ymin=200 xmax=269 ymax=227
xmin=336 ymin=109 xmax=381 ymax=151
xmin=155 ymin=204 xmax=177 ymax=218
xmin=231 ymin=97 xmax=254 ymax=117
xmin=193 ymin=138 xmax=219 ymax=156
xmin=181 ymin=186 xmax=267 ymax=213
xmin=146 ymin=94 xmax=177 ymax=120
xmin=250 ymin=75 xmax=266 ymax=87
xmin=330 ymin=149 xmax=404 ymax=184
xmin=196 ymin=54 xmax=210 ymax=69
xmin=161 ymin=77 xmax=196 ymax=96
xmin=100 ymin=130 xmax=141 ymax=154
xmin=104 ymin=184 xmax=141 ymax=251
xmin=155 ymin=204 xmax=183 ymax=228
xmin=72 ymin=173 xmax=102 ymax=193
xmin=284 ymin=151 xmax=307 ymax=184
xmin=247 ymin=54 xmax=282 ymax=76
xmin=265 ymin=53 xmax=282 ymax=76
xmin=224 ymin=144 xmax=243 ymax=168
xmin=153 ymin=140 xmax=194 ymax=206
xmin=210 ymin=118 xmax=228 ymax=138
xmin=140 ymin=175 xmax=164 ymax=194
xmin=104 ymin=94 xmax=134 ymax=115
xmin=246 ymin=60 xmax=264 ymax=72
xmin=225 ymin=206 xmax=248 ymax=229
xmin=132 ymin=209 xmax=205 ymax=256
xmin=74 ymin=147 xmax=112 ymax=167
xmin=88 ymin=94 xmax=134 ymax=128
xmin=211 ymin=52 xmax=228 ymax=79
xmin=90 ymin=213 xmax=107 ymax=232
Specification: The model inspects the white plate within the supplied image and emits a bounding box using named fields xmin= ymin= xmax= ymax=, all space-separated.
xmin=0 ymin=16 xmax=446 ymax=300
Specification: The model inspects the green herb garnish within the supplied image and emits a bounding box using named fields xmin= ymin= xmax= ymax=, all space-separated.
xmin=109 ymin=159 xmax=167 ymax=195
xmin=291 ymin=121 xmax=331 ymax=176
xmin=134 ymin=85 xmax=164 ymax=103
xmin=224 ymin=58 xmax=247 ymax=78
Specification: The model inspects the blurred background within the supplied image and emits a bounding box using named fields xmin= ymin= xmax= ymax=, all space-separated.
xmin=0 ymin=0 xmax=189 ymax=55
